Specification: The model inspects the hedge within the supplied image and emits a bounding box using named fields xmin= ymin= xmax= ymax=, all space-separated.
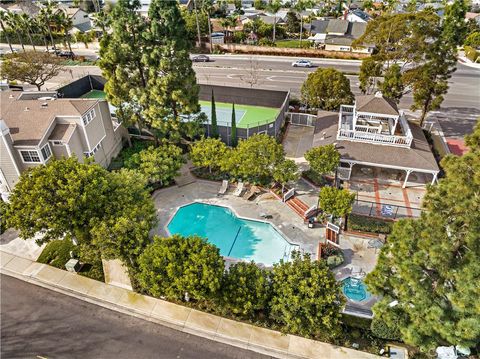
xmin=348 ymin=213 xmax=394 ymax=234
xmin=370 ymin=318 xmax=402 ymax=341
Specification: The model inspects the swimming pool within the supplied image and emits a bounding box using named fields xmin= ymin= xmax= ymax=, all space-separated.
xmin=342 ymin=277 xmax=371 ymax=302
xmin=167 ymin=202 xmax=298 ymax=266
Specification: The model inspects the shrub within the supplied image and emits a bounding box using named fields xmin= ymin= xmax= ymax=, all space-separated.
xmin=464 ymin=45 xmax=480 ymax=62
xmin=109 ymin=139 xmax=153 ymax=170
xmin=258 ymin=38 xmax=276 ymax=47
xmin=370 ymin=317 xmax=401 ymax=340
xmin=302 ymin=169 xmax=331 ymax=186
xmin=37 ymin=239 xmax=76 ymax=268
xmin=326 ymin=255 xmax=344 ymax=268
xmin=348 ymin=213 xmax=393 ymax=234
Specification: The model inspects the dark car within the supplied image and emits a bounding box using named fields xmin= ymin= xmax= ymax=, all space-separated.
xmin=192 ymin=54 xmax=210 ymax=62
xmin=59 ymin=50 xmax=75 ymax=59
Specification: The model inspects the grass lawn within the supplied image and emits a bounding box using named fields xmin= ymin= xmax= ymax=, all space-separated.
xmin=81 ymin=90 xmax=107 ymax=99
xmin=37 ymin=239 xmax=105 ymax=282
xmin=275 ymin=39 xmax=312 ymax=49
xmin=199 ymin=100 xmax=279 ymax=129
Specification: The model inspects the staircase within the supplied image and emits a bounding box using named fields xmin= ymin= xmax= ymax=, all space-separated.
xmin=285 ymin=196 xmax=310 ymax=219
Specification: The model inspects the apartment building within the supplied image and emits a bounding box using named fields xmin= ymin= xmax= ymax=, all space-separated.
xmin=0 ymin=90 xmax=126 ymax=200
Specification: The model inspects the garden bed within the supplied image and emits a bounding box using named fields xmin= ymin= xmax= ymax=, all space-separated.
xmin=302 ymin=169 xmax=334 ymax=187
xmin=37 ymin=239 xmax=104 ymax=282
xmin=347 ymin=213 xmax=394 ymax=235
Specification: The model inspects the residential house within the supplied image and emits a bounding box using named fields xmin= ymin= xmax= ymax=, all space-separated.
xmin=308 ymin=19 xmax=373 ymax=53
xmin=346 ymin=9 xmax=371 ymax=23
xmin=0 ymin=91 xmax=126 ymax=200
xmin=0 ymin=2 xmax=41 ymax=16
xmin=312 ymin=93 xmax=439 ymax=187
xmin=57 ymin=5 xmax=92 ymax=32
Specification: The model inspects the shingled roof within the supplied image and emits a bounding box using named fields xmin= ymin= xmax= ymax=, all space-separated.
xmin=355 ymin=94 xmax=399 ymax=116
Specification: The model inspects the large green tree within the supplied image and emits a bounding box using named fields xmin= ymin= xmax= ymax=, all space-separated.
xmin=366 ymin=120 xmax=480 ymax=352
xmin=301 ymin=68 xmax=354 ymax=111
xmin=304 ymin=145 xmax=340 ymax=176
xmin=138 ymin=235 xmax=224 ymax=301
xmin=269 ymin=252 xmax=345 ymax=337
xmin=222 ymin=134 xmax=285 ymax=183
xmin=124 ymin=144 xmax=184 ymax=187
xmin=273 ymin=159 xmax=300 ymax=193
xmin=318 ymin=187 xmax=355 ymax=218
xmin=378 ymin=64 xmax=404 ymax=103
xmin=5 ymin=158 xmax=156 ymax=268
xmin=190 ymin=137 xmax=228 ymax=173
xmin=221 ymin=261 xmax=271 ymax=318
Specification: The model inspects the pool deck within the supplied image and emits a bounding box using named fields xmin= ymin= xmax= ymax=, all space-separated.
xmin=152 ymin=180 xmax=321 ymax=261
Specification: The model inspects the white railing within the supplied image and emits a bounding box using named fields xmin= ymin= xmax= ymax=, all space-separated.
xmin=340 ymin=105 xmax=355 ymax=113
xmin=354 ymin=124 xmax=381 ymax=134
xmin=398 ymin=113 xmax=412 ymax=139
xmin=337 ymin=128 xmax=413 ymax=147
xmin=327 ymin=221 xmax=341 ymax=234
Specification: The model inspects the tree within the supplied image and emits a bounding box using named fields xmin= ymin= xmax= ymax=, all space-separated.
xmin=365 ymin=120 xmax=480 ymax=352
xmin=75 ymin=31 xmax=95 ymax=49
xmin=190 ymin=137 xmax=228 ymax=173
xmin=359 ymin=57 xmax=382 ymax=94
xmin=273 ymin=159 xmax=300 ymax=193
xmin=19 ymin=14 xmax=36 ymax=51
xmin=285 ymin=10 xmax=300 ymax=33
xmin=210 ymin=90 xmax=219 ymax=138
xmin=267 ymin=0 xmax=282 ymax=43
xmin=38 ymin=0 xmax=59 ymax=51
xmin=92 ymin=10 xmax=111 ymax=35
xmin=1 ymin=51 xmax=64 ymax=90
xmin=253 ymin=0 xmax=266 ymax=10
xmin=6 ymin=12 xmax=25 ymax=52
xmin=304 ymin=145 xmax=340 ymax=176
xmin=124 ymin=144 xmax=184 ymax=187
xmin=269 ymin=252 xmax=344 ymax=337
xmin=0 ymin=12 xmax=14 ymax=52
xmin=56 ymin=10 xmax=73 ymax=52
xmin=301 ymin=68 xmax=354 ymax=111
xmin=230 ymin=102 xmax=237 ymax=147
xmin=221 ymin=261 xmax=271 ymax=318
xmin=294 ymin=0 xmax=308 ymax=45
xmin=223 ymin=134 xmax=285 ymax=183
xmin=378 ymin=63 xmax=404 ymax=103
xmin=318 ymin=187 xmax=355 ymax=217
xmin=464 ymin=31 xmax=480 ymax=47
xmin=137 ymin=235 xmax=224 ymax=301
xmin=181 ymin=6 xmax=209 ymax=43
xmin=5 ymin=158 xmax=156 ymax=268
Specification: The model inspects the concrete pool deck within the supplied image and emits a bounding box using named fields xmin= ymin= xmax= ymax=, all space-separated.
xmin=152 ymin=181 xmax=321 ymax=260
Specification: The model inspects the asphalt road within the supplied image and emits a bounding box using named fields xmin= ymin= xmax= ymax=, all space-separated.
xmin=0 ymin=275 xmax=271 ymax=359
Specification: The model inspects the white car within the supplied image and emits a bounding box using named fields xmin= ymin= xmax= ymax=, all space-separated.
xmin=292 ymin=59 xmax=312 ymax=68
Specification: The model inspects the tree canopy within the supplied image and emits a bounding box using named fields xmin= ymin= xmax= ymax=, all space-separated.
xmin=318 ymin=187 xmax=355 ymax=218
xmin=304 ymin=145 xmax=340 ymax=175
xmin=273 ymin=159 xmax=300 ymax=192
xmin=269 ymin=252 xmax=345 ymax=337
xmin=138 ymin=235 xmax=224 ymax=301
xmin=365 ymin=119 xmax=480 ymax=352
xmin=1 ymin=51 xmax=64 ymax=90
xmin=190 ymin=137 xmax=228 ymax=173
xmin=301 ymin=68 xmax=354 ymax=111
xmin=5 ymin=158 xmax=156 ymax=267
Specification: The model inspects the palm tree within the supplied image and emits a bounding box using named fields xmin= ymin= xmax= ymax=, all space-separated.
xmin=20 ymin=14 xmax=36 ymax=51
xmin=193 ymin=0 xmax=202 ymax=47
xmin=56 ymin=10 xmax=73 ymax=52
xmin=294 ymin=0 xmax=307 ymax=45
xmin=0 ymin=11 xmax=14 ymax=52
xmin=6 ymin=12 xmax=26 ymax=52
xmin=267 ymin=0 xmax=282 ymax=43
xmin=201 ymin=0 xmax=214 ymax=53
xmin=92 ymin=10 xmax=111 ymax=36
xmin=39 ymin=0 xmax=58 ymax=51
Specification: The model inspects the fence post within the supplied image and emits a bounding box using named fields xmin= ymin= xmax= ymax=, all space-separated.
xmin=394 ymin=205 xmax=399 ymax=220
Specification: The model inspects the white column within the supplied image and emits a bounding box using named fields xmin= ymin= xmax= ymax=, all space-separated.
xmin=431 ymin=172 xmax=438 ymax=185
xmin=403 ymin=169 xmax=413 ymax=188
xmin=392 ymin=116 xmax=399 ymax=135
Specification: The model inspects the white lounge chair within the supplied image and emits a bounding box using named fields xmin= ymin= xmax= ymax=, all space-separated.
xmin=233 ymin=182 xmax=244 ymax=197
xmin=218 ymin=180 xmax=229 ymax=195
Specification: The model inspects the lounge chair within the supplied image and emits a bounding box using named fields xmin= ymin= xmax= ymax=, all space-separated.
xmin=233 ymin=182 xmax=244 ymax=197
xmin=218 ymin=180 xmax=229 ymax=195
xmin=243 ymin=185 xmax=261 ymax=200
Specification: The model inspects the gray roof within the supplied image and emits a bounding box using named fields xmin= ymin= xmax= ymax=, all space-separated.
xmin=258 ymin=15 xmax=283 ymax=25
xmin=326 ymin=19 xmax=349 ymax=34
xmin=350 ymin=22 xmax=367 ymax=39
xmin=1 ymin=91 xmax=97 ymax=146
xmin=325 ymin=35 xmax=353 ymax=46
xmin=48 ymin=124 xmax=76 ymax=142
xmin=73 ymin=21 xmax=92 ymax=33
xmin=312 ymin=111 xmax=439 ymax=172
xmin=310 ymin=20 xmax=329 ymax=34
xmin=355 ymin=94 xmax=399 ymax=116
xmin=351 ymin=9 xmax=371 ymax=21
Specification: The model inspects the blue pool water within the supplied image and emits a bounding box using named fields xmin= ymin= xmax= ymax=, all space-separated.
xmin=167 ymin=202 xmax=298 ymax=266
xmin=342 ymin=277 xmax=371 ymax=302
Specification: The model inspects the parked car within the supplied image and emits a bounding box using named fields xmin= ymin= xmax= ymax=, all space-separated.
xmin=192 ymin=54 xmax=210 ymax=62
xmin=45 ymin=48 xmax=62 ymax=55
xmin=292 ymin=59 xmax=312 ymax=68
xmin=59 ymin=50 xmax=75 ymax=59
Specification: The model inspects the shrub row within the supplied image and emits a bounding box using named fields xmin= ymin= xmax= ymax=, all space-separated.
xmin=347 ymin=213 xmax=394 ymax=234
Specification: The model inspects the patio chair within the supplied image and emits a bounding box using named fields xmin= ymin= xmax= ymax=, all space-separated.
xmin=233 ymin=181 xmax=244 ymax=197
xmin=218 ymin=180 xmax=229 ymax=195
xmin=243 ymin=185 xmax=261 ymax=201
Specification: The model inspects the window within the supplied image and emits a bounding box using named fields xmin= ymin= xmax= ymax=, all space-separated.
xmin=41 ymin=144 xmax=52 ymax=161
xmin=82 ymin=109 xmax=96 ymax=126
xmin=83 ymin=141 xmax=102 ymax=158
xmin=51 ymin=140 xmax=63 ymax=146
xmin=20 ymin=150 xmax=41 ymax=163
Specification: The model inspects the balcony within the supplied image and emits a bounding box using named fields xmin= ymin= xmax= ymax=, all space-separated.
xmin=337 ymin=105 xmax=413 ymax=148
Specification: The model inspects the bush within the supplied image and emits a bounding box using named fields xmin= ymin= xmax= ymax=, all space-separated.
xmin=464 ymin=45 xmax=480 ymax=62
xmin=258 ymin=38 xmax=276 ymax=47
xmin=302 ymin=169 xmax=330 ymax=186
xmin=326 ymin=255 xmax=344 ymax=268
xmin=108 ymin=139 xmax=153 ymax=170
xmin=370 ymin=318 xmax=401 ymax=340
xmin=348 ymin=213 xmax=393 ymax=234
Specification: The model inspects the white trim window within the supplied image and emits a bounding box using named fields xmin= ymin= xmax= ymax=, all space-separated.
xmin=40 ymin=143 xmax=52 ymax=161
xmin=20 ymin=150 xmax=41 ymax=163
xmin=83 ymin=141 xmax=102 ymax=158
xmin=82 ymin=109 xmax=96 ymax=126
xmin=51 ymin=140 xmax=63 ymax=146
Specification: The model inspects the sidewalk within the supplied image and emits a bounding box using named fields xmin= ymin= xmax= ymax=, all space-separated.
xmin=0 ymin=250 xmax=378 ymax=359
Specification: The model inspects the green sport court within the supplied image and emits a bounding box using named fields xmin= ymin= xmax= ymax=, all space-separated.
xmin=199 ymin=101 xmax=279 ymax=129
xmin=80 ymin=91 xmax=279 ymax=129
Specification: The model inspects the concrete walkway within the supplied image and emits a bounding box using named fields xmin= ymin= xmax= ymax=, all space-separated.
xmin=0 ymin=250 xmax=379 ymax=359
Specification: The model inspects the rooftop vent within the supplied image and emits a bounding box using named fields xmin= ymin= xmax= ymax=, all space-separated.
xmin=24 ymin=107 xmax=29 ymax=112
xmin=41 ymin=102 xmax=48 ymax=108
xmin=9 ymin=94 xmax=14 ymax=99
xmin=374 ymin=91 xmax=383 ymax=98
